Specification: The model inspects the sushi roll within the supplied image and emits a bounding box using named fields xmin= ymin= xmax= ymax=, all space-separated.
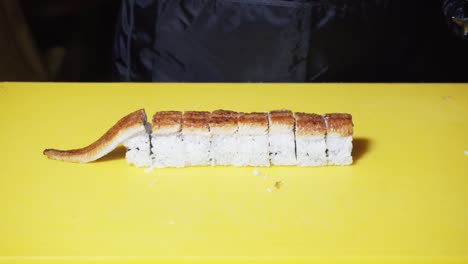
xmin=44 ymin=108 xmax=355 ymax=168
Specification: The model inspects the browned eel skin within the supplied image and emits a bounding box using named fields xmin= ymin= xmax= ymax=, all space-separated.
xmin=44 ymin=109 xmax=147 ymax=163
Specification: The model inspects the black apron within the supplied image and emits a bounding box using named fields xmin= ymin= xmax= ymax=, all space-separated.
xmin=113 ymin=0 xmax=385 ymax=82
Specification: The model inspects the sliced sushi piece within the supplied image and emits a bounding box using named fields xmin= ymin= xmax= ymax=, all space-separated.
xmin=268 ymin=110 xmax=296 ymax=166
xmin=151 ymin=111 xmax=184 ymax=168
xmin=209 ymin=110 xmax=238 ymax=166
xmin=182 ymin=111 xmax=211 ymax=166
xmin=234 ymin=112 xmax=270 ymax=167
xmin=295 ymin=112 xmax=327 ymax=166
xmin=324 ymin=113 xmax=353 ymax=165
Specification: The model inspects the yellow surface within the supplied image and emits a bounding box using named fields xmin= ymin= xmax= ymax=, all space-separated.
xmin=1 ymin=82 xmax=468 ymax=263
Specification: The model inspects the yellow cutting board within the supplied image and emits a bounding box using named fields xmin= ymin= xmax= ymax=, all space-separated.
xmin=1 ymin=82 xmax=467 ymax=263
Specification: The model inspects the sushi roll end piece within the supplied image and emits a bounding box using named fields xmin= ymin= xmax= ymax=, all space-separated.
xmin=324 ymin=113 xmax=353 ymax=165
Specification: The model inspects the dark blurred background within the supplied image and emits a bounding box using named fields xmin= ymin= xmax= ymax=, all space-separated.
xmin=0 ymin=0 xmax=119 ymax=82
xmin=0 ymin=0 xmax=466 ymax=82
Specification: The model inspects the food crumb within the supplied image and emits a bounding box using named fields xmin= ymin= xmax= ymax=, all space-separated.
xmin=149 ymin=176 xmax=159 ymax=187
xmin=266 ymin=187 xmax=272 ymax=193
xmin=144 ymin=166 xmax=155 ymax=174
xmin=253 ymin=169 xmax=260 ymax=176
xmin=274 ymin=181 xmax=283 ymax=189
xmin=464 ymin=150 xmax=468 ymax=155
xmin=168 ymin=220 xmax=175 ymax=225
